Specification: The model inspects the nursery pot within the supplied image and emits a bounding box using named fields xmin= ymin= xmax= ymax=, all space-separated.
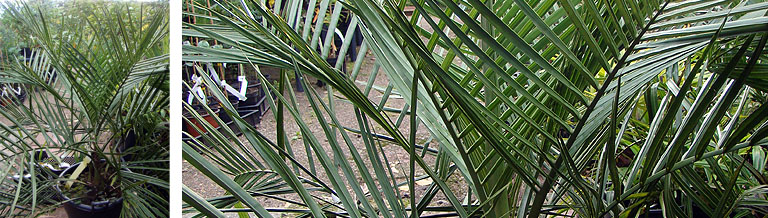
xmin=19 ymin=47 xmax=34 ymax=62
xmin=217 ymin=95 xmax=240 ymax=124
xmin=645 ymin=206 xmax=706 ymax=218
xmin=240 ymin=83 xmax=263 ymax=107
xmin=115 ymin=130 xmax=137 ymax=163
xmin=55 ymin=162 xmax=124 ymax=218
xmin=642 ymin=193 xmax=707 ymax=218
xmin=183 ymin=104 xmax=221 ymax=138
xmin=238 ymin=85 xmax=266 ymax=125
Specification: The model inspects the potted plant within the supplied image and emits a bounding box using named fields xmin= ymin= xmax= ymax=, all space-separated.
xmin=0 ymin=2 xmax=169 ymax=217
xmin=54 ymin=159 xmax=125 ymax=217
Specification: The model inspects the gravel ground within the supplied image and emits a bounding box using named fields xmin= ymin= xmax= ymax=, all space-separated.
xmin=183 ymin=51 xmax=468 ymax=217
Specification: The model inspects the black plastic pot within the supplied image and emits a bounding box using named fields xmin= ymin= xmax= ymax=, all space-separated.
xmin=217 ymin=96 xmax=239 ymax=124
xmin=241 ymin=83 xmax=264 ymax=107
xmin=238 ymin=96 xmax=261 ymax=126
xmin=219 ymin=95 xmax=242 ymax=134
xmin=642 ymin=193 xmax=709 ymax=218
xmin=117 ymin=130 xmax=137 ymax=162
xmin=19 ymin=47 xmax=34 ymax=62
xmin=645 ymin=206 xmax=706 ymax=218
xmin=238 ymin=82 xmax=268 ymax=126
xmin=55 ymin=162 xmax=123 ymax=218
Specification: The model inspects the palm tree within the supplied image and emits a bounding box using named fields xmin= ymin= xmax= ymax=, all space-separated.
xmin=182 ymin=0 xmax=768 ymax=217
xmin=0 ymin=1 xmax=169 ymax=217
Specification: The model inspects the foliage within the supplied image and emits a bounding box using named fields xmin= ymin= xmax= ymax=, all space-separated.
xmin=183 ymin=0 xmax=768 ymax=217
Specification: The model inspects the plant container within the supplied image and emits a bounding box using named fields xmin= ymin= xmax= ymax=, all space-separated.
xmin=116 ymin=130 xmax=137 ymax=162
xmin=645 ymin=206 xmax=707 ymax=218
xmin=239 ymin=82 xmax=269 ymax=126
xmin=238 ymin=95 xmax=261 ymax=126
xmin=55 ymin=162 xmax=124 ymax=218
xmin=217 ymin=95 xmax=240 ymax=124
xmin=19 ymin=47 xmax=34 ymax=62
xmin=218 ymin=95 xmax=242 ymax=134
xmin=183 ymin=104 xmax=220 ymax=138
